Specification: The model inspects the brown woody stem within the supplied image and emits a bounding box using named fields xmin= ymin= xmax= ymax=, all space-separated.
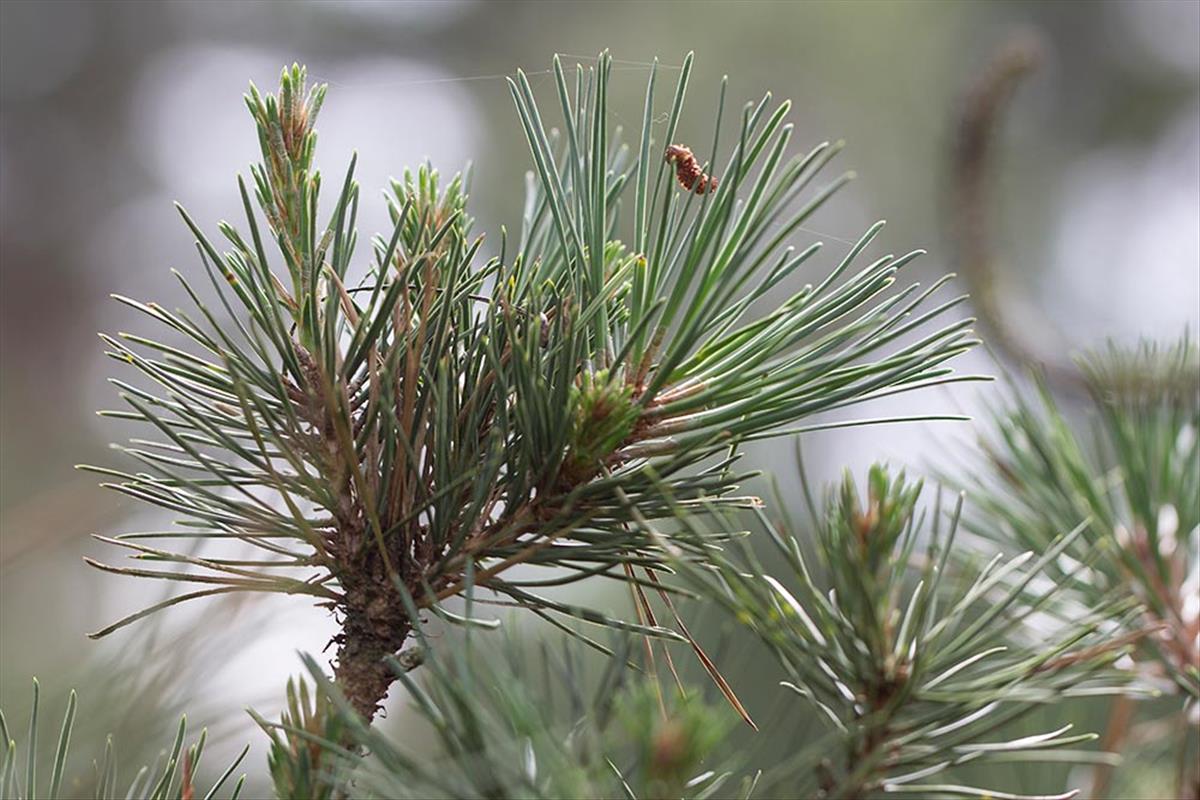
xmin=333 ymin=573 xmax=413 ymax=722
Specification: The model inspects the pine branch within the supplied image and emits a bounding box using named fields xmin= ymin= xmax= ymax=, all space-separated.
xmin=941 ymin=335 xmax=1200 ymax=799
xmin=941 ymin=336 xmax=1199 ymax=700
xmin=84 ymin=54 xmax=973 ymax=724
xmin=249 ymin=676 xmax=350 ymax=800
xmin=0 ymin=681 xmax=248 ymax=800
xmin=665 ymin=465 xmax=1141 ymax=800
xmin=257 ymin=632 xmax=748 ymax=800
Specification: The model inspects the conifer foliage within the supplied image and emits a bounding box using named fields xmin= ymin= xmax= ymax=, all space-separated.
xmin=81 ymin=54 xmax=971 ymax=723
xmin=3 ymin=51 xmax=1187 ymax=800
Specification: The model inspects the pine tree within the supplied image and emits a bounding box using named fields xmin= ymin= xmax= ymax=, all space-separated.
xmin=2 ymin=51 xmax=1190 ymax=800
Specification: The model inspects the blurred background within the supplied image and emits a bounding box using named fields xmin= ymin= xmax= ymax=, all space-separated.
xmin=2 ymin=1 xmax=1197 ymax=796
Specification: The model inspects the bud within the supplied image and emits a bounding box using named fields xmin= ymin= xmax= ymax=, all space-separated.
xmin=561 ymin=369 xmax=640 ymax=484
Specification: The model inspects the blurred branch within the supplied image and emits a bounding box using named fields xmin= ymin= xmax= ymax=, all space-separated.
xmin=950 ymin=31 xmax=1085 ymax=392
xmin=1088 ymin=694 xmax=1134 ymax=800
xmin=0 ymin=681 xmax=248 ymax=800
xmin=942 ymin=335 xmax=1200 ymax=799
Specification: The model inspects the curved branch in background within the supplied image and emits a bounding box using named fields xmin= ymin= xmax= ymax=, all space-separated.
xmin=950 ymin=31 xmax=1086 ymax=391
